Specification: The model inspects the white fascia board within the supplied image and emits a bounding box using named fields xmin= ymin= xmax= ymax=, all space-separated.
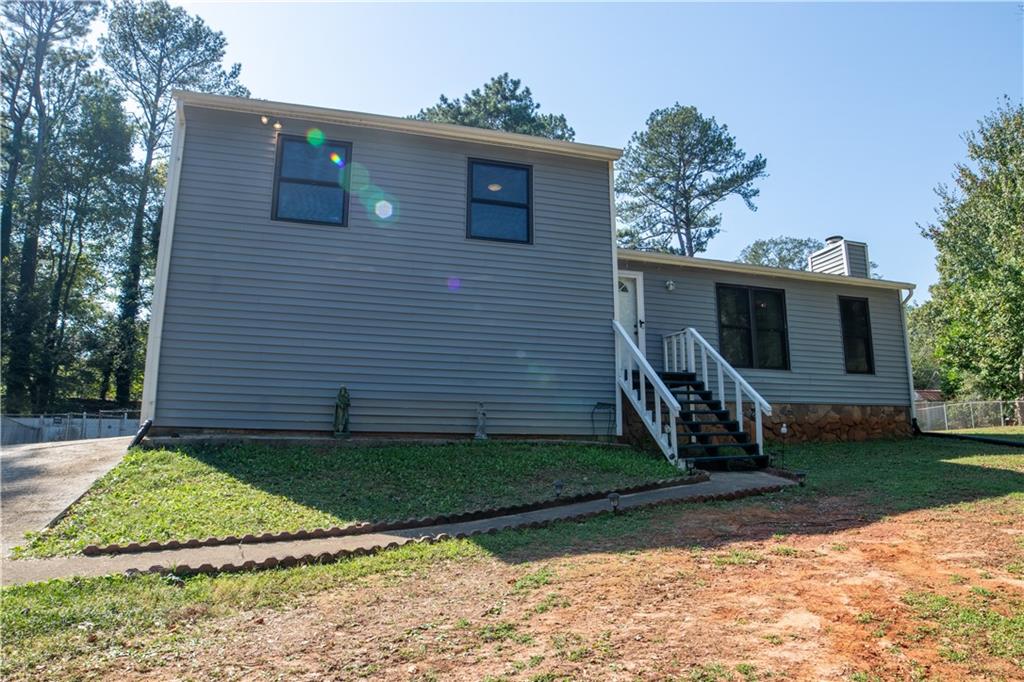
xmin=617 ymin=248 xmax=914 ymax=291
xmin=172 ymin=90 xmax=623 ymax=162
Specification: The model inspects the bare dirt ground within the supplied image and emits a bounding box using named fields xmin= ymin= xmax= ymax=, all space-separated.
xmin=106 ymin=494 xmax=1023 ymax=681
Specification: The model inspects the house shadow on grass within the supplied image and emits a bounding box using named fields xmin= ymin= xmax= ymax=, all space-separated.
xmin=167 ymin=435 xmax=1024 ymax=567
xmin=465 ymin=435 xmax=1024 ymax=565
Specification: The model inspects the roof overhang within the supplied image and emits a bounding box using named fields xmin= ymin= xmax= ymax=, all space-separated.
xmin=617 ymin=248 xmax=915 ymax=292
xmin=173 ymin=90 xmax=623 ymax=162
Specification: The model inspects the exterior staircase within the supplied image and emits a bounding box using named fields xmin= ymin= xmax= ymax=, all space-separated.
xmin=659 ymin=371 xmax=765 ymax=467
xmin=614 ymin=321 xmax=773 ymax=471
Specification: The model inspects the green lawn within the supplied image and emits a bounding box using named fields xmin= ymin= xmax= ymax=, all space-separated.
xmin=949 ymin=424 xmax=1024 ymax=442
xmin=14 ymin=441 xmax=680 ymax=558
xmin=3 ymin=436 xmax=1022 ymax=678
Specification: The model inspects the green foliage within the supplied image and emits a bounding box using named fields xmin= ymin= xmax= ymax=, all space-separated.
xmin=0 ymin=0 xmax=249 ymax=413
xmin=414 ymin=73 xmax=574 ymax=140
xmin=102 ymin=0 xmax=249 ymax=406
xmin=15 ymin=442 xmax=679 ymax=557
xmin=906 ymin=300 xmax=949 ymax=392
xmin=737 ymin=235 xmax=823 ymax=270
xmin=922 ymin=99 xmax=1024 ymax=401
xmin=616 ymin=104 xmax=767 ymax=256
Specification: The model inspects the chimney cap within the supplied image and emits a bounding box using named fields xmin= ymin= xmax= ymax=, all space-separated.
xmin=825 ymin=234 xmax=844 ymax=244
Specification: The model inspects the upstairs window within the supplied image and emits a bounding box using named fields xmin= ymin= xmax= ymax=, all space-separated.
xmin=716 ymin=284 xmax=790 ymax=370
xmin=272 ymin=135 xmax=352 ymax=226
xmin=467 ymin=159 xmax=531 ymax=243
xmin=839 ymin=296 xmax=875 ymax=373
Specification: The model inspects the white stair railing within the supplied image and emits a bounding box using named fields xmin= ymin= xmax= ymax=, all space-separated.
xmin=663 ymin=328 xmax=773 ymax=456
xmin=613 ymin=320 xmax=681 ymax=465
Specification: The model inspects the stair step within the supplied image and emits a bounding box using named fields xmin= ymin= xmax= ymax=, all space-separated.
xmin=678 ymin=441 xmax=758 ymax=451
xmin=681 ymin=408 xmax=731 ymax=418
xmin=680 ymin=419 xmax=740 ymax=431
xmin=671 ymin=387 xmax=712 ymax=399
xmin=659 ymin=372 xmax=697 ymax=382
xmin=679 ymin=430 xmax=750 ymax=441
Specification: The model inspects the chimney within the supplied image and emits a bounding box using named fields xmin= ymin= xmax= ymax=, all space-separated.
xmin=807 ymin=236 xmax=870 ymax=278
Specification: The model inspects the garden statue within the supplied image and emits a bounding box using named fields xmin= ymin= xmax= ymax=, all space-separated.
xmin=475 ymin=402 xmax=488 ymax=440
xmin=334 ymin=386 xmax=351 ymax=437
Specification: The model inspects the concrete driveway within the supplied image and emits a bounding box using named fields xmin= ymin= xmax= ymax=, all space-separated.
xmin=1 ymin=437 xmax=131 ymax=555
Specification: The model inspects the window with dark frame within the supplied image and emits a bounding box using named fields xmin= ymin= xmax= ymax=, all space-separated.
xmin=716 ymin=284 xmax=790 ymax=370
xmin=466 ymin=159 xmax=531 ymax=243
xmin=839 ymin=296 xmax=875 ymax=374
xmin=272 ymin=134 xmax=352 ymax=226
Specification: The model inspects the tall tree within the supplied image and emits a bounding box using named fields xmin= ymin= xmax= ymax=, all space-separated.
xmin=737 ymin=236 xmax=823 ymax=270
xmin=34 ymin=76 xmax=134 ymax=411
xmin=414 ymin=73 xmax=574 ymax=141
xmin=2 ymin=0 xmax=99 ymax=413
xmin=922 ymin=99 xmax=1024 ymax=405
xmin=100 ymin=0 xmax=247 ymax=406
xmin=616 ymin=104 xmax=767 ymax=256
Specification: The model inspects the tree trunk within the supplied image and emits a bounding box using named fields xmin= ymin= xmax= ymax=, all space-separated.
xmin=4 ymin=58 xmax=50 ymax=413
xmin=113 ymin=138 xmax=156 ymax=406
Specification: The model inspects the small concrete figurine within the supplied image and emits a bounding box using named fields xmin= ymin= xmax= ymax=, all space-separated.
xmin=333 ymin=386 xmax=351 ymax=437
xmin=474 ymin=402 xmax=488 ymax=440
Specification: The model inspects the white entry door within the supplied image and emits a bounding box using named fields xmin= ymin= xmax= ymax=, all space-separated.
xmin=617 ymin=271 xmax=646 ymax=352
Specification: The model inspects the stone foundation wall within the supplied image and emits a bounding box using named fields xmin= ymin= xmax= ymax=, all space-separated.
xmin=621 ymin=389 xmax=912 ymax=446
xmin=738 ymin=403 xmax=912 ymax=443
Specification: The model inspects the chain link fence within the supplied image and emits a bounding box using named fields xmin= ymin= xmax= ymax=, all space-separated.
xmin=1 ymin=411 xmax=141 ymax=446
xmin=915 ymin=400 xmax=1024 ymax=432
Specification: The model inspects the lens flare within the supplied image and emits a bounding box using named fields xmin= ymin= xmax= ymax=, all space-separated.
xmin=329 ymin=151 xmax=345 ymax=167
xmin=447 ymin=276 xmax=461 ymax=291
xmin=374 ymin=200 xmax=394 ymax=220
xmin=306 ymin=128 xmax=325 ymax=146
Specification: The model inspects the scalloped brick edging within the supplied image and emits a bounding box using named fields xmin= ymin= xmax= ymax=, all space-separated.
xmin=82 ymin=472 xmax=709 ymax=556
xmin=125 ymin=482 xmax=789 ymax=578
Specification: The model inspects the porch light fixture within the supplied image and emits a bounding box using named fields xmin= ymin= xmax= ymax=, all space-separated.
xmin=272 ymin=119 xmax=283 ymax=130
xmin=665 ymin=280 xmax=676 ymax=291
xmin=259 ymin=115 xmax=269 ymax=125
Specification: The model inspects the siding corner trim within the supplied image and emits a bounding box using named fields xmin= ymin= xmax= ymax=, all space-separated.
xmin=140 ymin=101 xmax=187 ymax=423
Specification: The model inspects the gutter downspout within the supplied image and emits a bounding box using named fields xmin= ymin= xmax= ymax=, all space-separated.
xmin=898 ymin=286 xmax=918 ymax=433
xmin=140 ymin=100 xmax=187 ymax=424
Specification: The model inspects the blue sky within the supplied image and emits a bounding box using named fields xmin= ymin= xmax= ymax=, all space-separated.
xmin=177 ymin=1 xmax=1021 ymax=301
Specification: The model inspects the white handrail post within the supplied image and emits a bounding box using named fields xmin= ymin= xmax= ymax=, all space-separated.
xmin=639 ymin=372 xmax=647 ymax=417
xmin=669 ymin=412 xmax=678 ymax=461
xmin=755 ymin=408 xmax=763 ymax=456
xmin=686 ymin=333 xmax=695 ymax=373
xmin=735 ymin=383 xmax=742 ymax=428
xmin=716 ymin=364 xmax=724 ymax=402
xmin=700 ymin=347 xmax=708 ymax=388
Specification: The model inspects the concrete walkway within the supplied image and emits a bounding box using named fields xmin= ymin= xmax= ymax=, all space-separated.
xmin=1 ymin=436 xmax=131 ymax=556
xmin=0 ymin=471 xmax=795 ymax=586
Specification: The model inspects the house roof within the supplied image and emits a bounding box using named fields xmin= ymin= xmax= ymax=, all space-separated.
xmin=617 ymin=248 xmax=915 ymax=291
xmin=173 ymin=90 xmax=623 ymax=162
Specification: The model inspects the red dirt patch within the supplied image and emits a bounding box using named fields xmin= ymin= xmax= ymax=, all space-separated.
xmin=80 ymin=497 xmax=1024 ymax=680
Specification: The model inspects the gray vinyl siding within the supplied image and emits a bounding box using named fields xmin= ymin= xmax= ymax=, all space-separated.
xmin=846 ymin=243 xmax=870 ymax=278
xmin=154 ymin=105 xmax=615 ymax=434
xmin=621 ymin=259 xmax=911 ymax=406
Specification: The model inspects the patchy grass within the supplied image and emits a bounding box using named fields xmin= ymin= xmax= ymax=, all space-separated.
xmin=2 ymin=436 xmax=1022 ymax=678
xmin=774 ymin=435 xmax=1024 ymax=512
xmin=949 ymin=425 xmax=1024 ymax=442
xmin=901 ymin=589 xmax=1024 ymax=664
xmin=15 ymin=441 xmax=679 ymax=558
